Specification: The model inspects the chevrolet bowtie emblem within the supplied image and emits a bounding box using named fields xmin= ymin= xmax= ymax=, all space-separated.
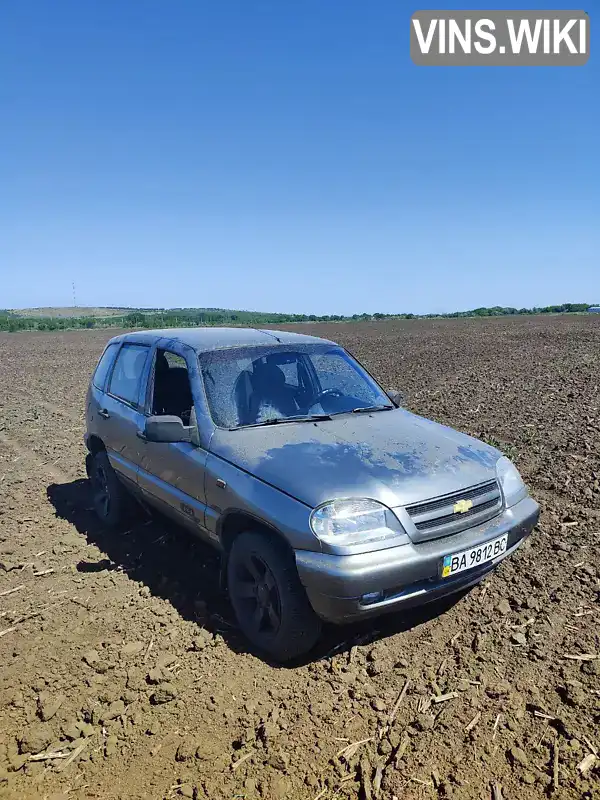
xmin=453 ymin=498 xmax=473 ymax=514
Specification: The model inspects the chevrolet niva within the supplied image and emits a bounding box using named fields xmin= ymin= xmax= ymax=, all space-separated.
xmin=85 ymin=328 xmax=539 ymax=660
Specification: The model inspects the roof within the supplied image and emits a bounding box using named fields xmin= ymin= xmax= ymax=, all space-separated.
xmin=108 ymin=326 xmax=335 ymax=352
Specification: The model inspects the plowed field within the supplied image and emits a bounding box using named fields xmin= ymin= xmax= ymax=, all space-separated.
xmin=0 ymin=315 xmax=599 ymax=800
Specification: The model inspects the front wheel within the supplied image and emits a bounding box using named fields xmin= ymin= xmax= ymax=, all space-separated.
xmin=227 ymin=531 xmax=322 ymax=661
xmin=90 ymin=450 xmax=129 ymax=527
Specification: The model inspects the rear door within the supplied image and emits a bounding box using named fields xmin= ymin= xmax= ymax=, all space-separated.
xmin=87 ymin=341 xmax=120 ymax=432
xmin=95 ymin=342 xmax=152 ymax=490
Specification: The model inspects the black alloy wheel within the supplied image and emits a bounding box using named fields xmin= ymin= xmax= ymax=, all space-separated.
xmin=227 ymin=531 xmax=322 ymax=661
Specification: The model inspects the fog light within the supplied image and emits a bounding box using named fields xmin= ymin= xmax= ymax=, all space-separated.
xmin=361 ymin=591 xmax=384 ymax=605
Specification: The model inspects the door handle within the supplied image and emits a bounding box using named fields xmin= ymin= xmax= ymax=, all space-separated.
xmin=98 ymin=409 xmax=110 ymax=419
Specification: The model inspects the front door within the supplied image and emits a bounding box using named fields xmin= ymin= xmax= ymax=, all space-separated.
xmin=137 ymin=344 xmax=210 ymax=539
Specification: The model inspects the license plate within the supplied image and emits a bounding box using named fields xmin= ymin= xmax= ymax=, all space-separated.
xmin=441 ymin=533 xmax=509 ymax=579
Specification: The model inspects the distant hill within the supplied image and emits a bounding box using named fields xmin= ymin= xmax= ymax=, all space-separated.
xmin=11 ymin=306 xmax=160 ymax=318
xmin=2 ymin=305 xmax=314 ymax=332
xmin=10 ymin=305 xmax=283 ymax=319
xmin=1 ymin=303 xmax=597 ymax=332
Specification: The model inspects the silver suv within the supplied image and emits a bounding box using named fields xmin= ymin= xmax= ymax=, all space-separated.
xmin=85 ymin=327 xmax=539 ymax=660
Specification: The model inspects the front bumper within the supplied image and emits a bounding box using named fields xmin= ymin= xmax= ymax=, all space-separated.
xmin=295 ymin=495 xmax=540 ymax=624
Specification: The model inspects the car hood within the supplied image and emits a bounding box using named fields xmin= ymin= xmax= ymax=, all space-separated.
xmin=209 ymin=408 xmax=501 ymax=509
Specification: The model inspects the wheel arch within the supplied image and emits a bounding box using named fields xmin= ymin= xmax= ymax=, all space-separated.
xmin=219 ymin=510 xmax=292 ymax=555
xmin=87 ymin=434 xmax=106 ymax=455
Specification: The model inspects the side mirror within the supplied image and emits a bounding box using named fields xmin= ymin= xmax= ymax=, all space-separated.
xmin=386 ymin=388 xmax=405 ymax=407
xmin=141 ymin=415 xmax=191 ymax=443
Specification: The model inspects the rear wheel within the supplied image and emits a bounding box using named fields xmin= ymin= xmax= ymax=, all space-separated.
xmin=90 ymin=450 xmax=129 ymax=527
xmin=227 ymin=531 xmax=322 ymax=661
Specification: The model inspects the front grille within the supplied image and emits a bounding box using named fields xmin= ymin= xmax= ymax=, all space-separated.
xmin=406 ymin=480 xmax=498 ymax=517
xmin=413 ymin=497 xmax=500 ymax=531
xmin=406 ymin=479 xmax=503 ymax=540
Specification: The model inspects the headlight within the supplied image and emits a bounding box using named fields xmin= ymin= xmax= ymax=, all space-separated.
xmin=496 ymin=456 xmax=527 ymax=507
xmin=310 ymin=498 xmax=407 ymax=546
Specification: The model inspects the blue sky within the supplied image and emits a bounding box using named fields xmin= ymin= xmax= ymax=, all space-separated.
xmin=1 ymin=1 xmax=597 ymax=315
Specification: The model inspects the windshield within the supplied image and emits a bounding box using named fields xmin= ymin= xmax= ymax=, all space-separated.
xmin=199 ymin=343 xmax=391 ymax=429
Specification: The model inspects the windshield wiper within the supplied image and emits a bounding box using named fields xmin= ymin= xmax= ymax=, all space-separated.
xmin=350 ymin=404 xmax=394 ymax=414
xmin=326 ymin=404 xmax=394 ymax=419
xmin=231 ymin=413 xmax=332 ymax=430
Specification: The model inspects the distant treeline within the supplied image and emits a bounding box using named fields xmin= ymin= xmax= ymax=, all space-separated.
xmin=0 ymin=303 xmax=597 ymax=332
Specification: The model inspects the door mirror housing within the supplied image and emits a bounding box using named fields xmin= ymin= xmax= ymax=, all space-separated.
xmin=386 ymin=388 xmax=405 ymax=407
xmin=142 ymin=415 xmax=191 ymax=443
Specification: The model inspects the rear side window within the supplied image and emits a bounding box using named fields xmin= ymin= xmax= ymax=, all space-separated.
xmin=92 ymin=343 xmax=119 ymax=390
xmin=108 ymin=344 xmax=150 ymax=407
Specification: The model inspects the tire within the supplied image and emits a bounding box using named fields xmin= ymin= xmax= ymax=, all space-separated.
xmin=227 ymin=531 xmax=322 ymax=661
xmin=89 ymin=450 xmax=130 ymax=527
